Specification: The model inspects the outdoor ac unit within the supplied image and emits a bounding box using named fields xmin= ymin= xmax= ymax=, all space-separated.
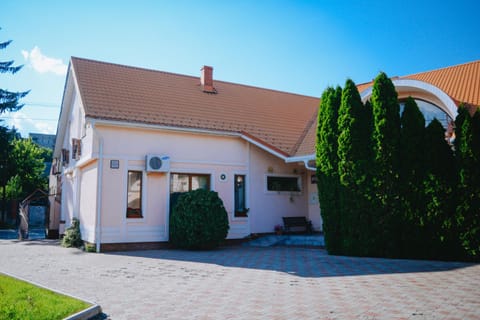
xmin=145 ymin=154 xmax=170 ymax=172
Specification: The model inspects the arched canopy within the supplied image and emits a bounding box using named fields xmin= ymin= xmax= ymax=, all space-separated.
xmin=360 ymin=79 xmax=458 ymax=120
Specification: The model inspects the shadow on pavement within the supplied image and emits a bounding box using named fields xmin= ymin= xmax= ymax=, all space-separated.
xmin=107 ymin=246 xmax=476 ymax=278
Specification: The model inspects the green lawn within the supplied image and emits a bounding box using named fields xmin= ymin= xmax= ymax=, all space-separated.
xmin=0 ymin=273 xmax=90 ymax=320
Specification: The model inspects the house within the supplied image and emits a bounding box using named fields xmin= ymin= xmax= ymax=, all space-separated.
xmin=49 ymin=58 xmax=479 ymax=251
xmin=29 ymin=133 xmax=55 ymax=177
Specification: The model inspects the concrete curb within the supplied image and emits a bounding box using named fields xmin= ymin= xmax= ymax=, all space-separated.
xmin=0 ymin=271 xmax=102 ymax=320
xmin=64 ymin=304 xmax=102 ymax=320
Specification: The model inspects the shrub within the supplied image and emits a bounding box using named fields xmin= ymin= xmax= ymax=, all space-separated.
xmin=170 ymin=189 xmax=229 ymax=250
xmin=61 ymin=218 xmax=83 ymax=248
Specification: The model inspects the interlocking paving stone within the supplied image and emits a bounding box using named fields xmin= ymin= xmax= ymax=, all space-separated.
xmin=0 ymin=239 xmax=479 ymax=320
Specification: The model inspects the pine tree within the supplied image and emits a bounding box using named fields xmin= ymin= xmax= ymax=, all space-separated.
xmin=370 ymin=72 xmax=401 ymax=256
xmin=316 ymin=86 xmax=342 ymax=254
xmin=1 ymin=30 xmax=29 ymax=114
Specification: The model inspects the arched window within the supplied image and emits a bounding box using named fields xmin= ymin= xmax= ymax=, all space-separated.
xmin=399 ymin=98 xmax=453 ymax=129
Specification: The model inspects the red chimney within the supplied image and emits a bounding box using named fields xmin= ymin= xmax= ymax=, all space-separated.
xmin=200 ymin=66 xmax=216 ymax=93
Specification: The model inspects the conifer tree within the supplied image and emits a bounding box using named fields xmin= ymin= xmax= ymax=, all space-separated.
xmin=337 ymin=79 xmax=372 ymax=255
xmin=1 ymin=31 xmax=29 ymax=114
xmin=399 ymin=97 xmax=426 ymax=256
xmin=370 ymin=72 xmax=401 ymax=256
xmin=423 ymin=119 xmax=457 ymax=259
xmin=455 ymin=106 xmax=480 ymax=259
xmin=316 ymin=86 xmax=342 ymax=253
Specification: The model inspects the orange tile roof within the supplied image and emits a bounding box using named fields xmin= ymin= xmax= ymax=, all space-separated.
xmin=71 ymin=58 xmax=479 ymax=159
xmin=356 ymin=60 xmax=480 ymax=107
xmin=71 ymin=57 xmax=320 ymax=157
xmin=402 ymin=60 xmax=480 ymax=107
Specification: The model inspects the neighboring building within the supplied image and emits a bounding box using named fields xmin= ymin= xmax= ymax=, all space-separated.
xmin=29 ymin=133 xmax=55 ymax=177
xmin=29 ymin=133 xmax=56 ymax=150
xmin=49 ymin=57 xmax=479 ymax=251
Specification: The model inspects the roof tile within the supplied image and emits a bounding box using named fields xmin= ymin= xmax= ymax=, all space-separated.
xmin=71 ymin=57 xmax=319 ymax=157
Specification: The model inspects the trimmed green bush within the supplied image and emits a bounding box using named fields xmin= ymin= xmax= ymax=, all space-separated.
xmin=61 ymin=218 xmax=83 ymax=248
xmin=170 ymin=189 xmax=229 ymax=250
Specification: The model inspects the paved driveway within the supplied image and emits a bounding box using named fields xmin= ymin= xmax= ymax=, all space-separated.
xmin=0 ymin=239 xmax=479 ymax=320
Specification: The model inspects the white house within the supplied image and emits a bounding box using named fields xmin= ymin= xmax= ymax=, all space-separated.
xmin=49 ymin=57 xmax=479 ymax=251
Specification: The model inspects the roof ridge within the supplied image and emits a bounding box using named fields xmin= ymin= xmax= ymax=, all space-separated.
xmin=71 ymin=56 xmax=201 ymax=81
xmin=401 ymin=59 xmax=480 ymax=79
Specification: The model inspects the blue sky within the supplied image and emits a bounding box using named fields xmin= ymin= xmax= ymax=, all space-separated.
xmin=1 ymin=0 xmax=479 ymax=137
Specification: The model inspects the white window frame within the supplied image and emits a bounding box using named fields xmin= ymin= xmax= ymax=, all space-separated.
xmin=233 ymin=171 xmax=249 ymax=220
xmin=124 ymin=166 xmax=147 ymax=222
xmin=264 ymin=173 xmax=302 ymax=194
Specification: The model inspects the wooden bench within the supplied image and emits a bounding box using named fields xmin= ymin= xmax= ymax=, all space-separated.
xmin=282 ymin=216 xmax=313 ymax=234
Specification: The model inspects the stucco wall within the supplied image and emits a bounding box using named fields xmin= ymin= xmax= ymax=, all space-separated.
xmin=78 ymin=162 xmax=98 ymax=242
xmin=95 ymin=125 xmax=252 ymax=243
xmin=307 ymin=178 xmax=322 ymax=232
xmin=70 ymin=123 xmax=316 ymax=244
xmin=248 ymin=145 xmax=308 ymax=234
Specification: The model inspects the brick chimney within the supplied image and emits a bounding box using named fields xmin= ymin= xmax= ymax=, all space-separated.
xmin=200 ymin=66 xmax=216 ymax=93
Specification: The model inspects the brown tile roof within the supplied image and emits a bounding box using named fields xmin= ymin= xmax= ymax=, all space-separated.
xmin=71 ymin=57 xmax=320 ymax=157
xmin=402 ymin=60 xmax=480 ymax=107
xmin=356 ymin=60 xmax=480 ymax=107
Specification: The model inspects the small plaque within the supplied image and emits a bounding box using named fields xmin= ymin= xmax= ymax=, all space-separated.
xmin=311 ymin=174 xmax=317 ymax=184
xmin=110 ymin=160 xmax=120 ymax=169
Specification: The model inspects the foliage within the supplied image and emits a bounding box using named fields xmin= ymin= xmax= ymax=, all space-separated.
xmin=0 ymin=274 xmax=89 ymax=320
xmin=0 ymin=29 xmax=29 ymax=115
xmin=316 ymin=86 xmax=342 ymax=253
xmin=454 ymin=106 xmax=480 ymax=258
xmin=422 ymin=119 xmax=459 ymax=259
xmin=316 ymin=71 xmax=480 ymax=261
xmin=370 ymin=71 xmax=402 ymax=256
xmin=8 ymin=138 xmax=48 ymax=199
xmin=170 ymin=189 xmax=229 ymax=250
xmin=336 ymin=79 xmax=373 ymax=255
xmin=399 ymin=97 xmax=426 ymax=257
xmin=61 ymin=218 xmax=83 ymax=248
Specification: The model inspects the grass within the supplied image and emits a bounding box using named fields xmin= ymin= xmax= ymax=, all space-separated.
xmin=0 ymin=273 xmax=90 ymax=320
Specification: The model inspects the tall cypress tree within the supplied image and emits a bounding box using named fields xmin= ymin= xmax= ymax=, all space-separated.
xmin=455 ymin=106 xmax=480 ymax=259
xmin=337 ymin=79 xmax=372 ymax=255
xmin=370 ymin=72 xmax=401 ymax=256
xmin=423 ymin=119 xmax=457 ymax=260
xmin=399 ymin=97 xmax=426 ymax=257
xmin=316 ymin=86 xmax=342 ymax=254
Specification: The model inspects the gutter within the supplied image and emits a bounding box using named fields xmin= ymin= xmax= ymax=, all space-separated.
xmin=285 ymin=154 xmax=316 ymax=171
xmin=92 ymin=122 xmax=104 ymax=253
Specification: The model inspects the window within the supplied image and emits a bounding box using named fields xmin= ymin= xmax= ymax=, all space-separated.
xmin=72 ymin=138 xmax=82 ymax=160
xmin=61 ymin=149 xmax=70 ymax=166
xmin=234 ymin=175 xmax=247 ymax=217
xmin=267 ymin=176 xmax=301 ymax=192
xmin=126 ymin=171 xmax=143 ymax=218
xmin=399 ymin=99 xmax=452 ymax=129
xmin=170 ymin=173 xmax=210 ymax=193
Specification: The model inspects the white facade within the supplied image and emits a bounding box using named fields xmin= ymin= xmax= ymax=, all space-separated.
xmin=49 ymin=68 xmax=322 ymax=250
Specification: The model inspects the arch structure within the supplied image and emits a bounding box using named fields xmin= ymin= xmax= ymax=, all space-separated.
xmin=360 ymin=78 xmax=458 ymax=120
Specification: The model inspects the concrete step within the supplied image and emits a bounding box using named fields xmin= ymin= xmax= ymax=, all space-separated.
xmin=244 ymin=234 xmax=325 ymax=247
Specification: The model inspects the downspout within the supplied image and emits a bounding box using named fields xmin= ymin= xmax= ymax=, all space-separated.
xmin=93 ymin=124 xmax=104 ymax=253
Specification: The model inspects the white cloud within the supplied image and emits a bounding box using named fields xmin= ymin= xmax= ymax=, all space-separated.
xmin=21 ymin=46 xmax=67 ymax=76
xmin=8 ymin=111 xmax=56 ymax=137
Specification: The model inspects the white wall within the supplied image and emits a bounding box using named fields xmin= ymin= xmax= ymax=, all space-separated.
xmin=248 ymin=145 xmax=308 ymax=234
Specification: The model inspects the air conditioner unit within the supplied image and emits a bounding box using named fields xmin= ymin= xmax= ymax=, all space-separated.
xmin=145 ymin=154 xmax=170 ymax=172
